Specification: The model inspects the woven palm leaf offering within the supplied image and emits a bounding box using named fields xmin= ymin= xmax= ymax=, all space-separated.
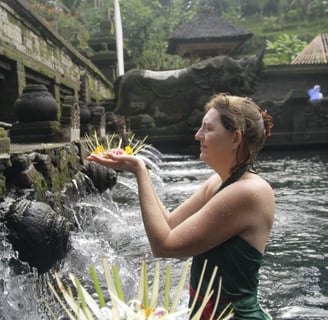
xmin=46 ymin=258 xmax=234 ymax=320
xmin=85 ymin=131 xmax=149 ymax=158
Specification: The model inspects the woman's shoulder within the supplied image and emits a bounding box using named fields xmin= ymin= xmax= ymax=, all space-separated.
xmin=232 ymin=172 xmax=274 ymax=204
xmin=243 ymin=172 xmax=274 ymax=195
xmin=203 ymin=174 xmax=222 ymax=200
xmin=237 ymin=173 xmax=275 ymax=222
xmin=213 ymin=172 xmax=275 ymax=219
xmin=206 ymin=171 xmax=273 ymax=195
xmin=203 ymin=171 xmax=274 ymax=209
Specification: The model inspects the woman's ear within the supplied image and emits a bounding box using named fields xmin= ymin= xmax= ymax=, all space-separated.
xmin=232 ymin=130 xmax=243 ymax=149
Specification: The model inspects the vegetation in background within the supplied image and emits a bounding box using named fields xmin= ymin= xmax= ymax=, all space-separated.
xmin=29 ymin=0 xmax=90 ymax=49
xmin=27 ymin=0 xmax=328 ymax=69
xmin=119 ymin=0 xmax=196 ymax=69
xmin=265 ymin=34 xmax=307 ymax=64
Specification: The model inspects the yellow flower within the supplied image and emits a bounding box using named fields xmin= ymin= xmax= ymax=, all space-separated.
xmin=124 ymin=145 xmax=134 ymax=155
xmin=93 ymin=145 xmax=105 ymax=154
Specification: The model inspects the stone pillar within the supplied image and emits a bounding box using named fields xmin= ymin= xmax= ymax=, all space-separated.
xmin=89 ymin=103 xmax=106 ymax=137
xmin=60 ymin=96 xmax=80 ymax=142
xmin=16 ymin=62 xmax=26 ymax=96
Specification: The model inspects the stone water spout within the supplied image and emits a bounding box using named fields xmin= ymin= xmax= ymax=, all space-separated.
xmin=5 ymin=199 xmax=71 ymax=274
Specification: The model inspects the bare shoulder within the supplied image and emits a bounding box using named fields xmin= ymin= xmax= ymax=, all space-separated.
xmin=242 ymin=172 xmax=273 ymax=192
xmin=237 ymin=173 xmax=275 ymax=227
xmin=208 ymin=171 xmax=274 ymax=204
xmin=203 ymin=173 xmax=222 ymax=201
xmin=242 ymin=173 xmax=274 ymax=203
xmin=234 ymin=173 xmax=275 ymax=209
xmin=216 ymin=172 xmax=275 ymax=225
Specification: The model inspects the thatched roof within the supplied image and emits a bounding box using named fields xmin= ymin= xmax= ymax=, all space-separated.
xmin=167 ymin=12 xmax=253 ymax=58
xmin=291 ymin=34 xmax=328 ymax=64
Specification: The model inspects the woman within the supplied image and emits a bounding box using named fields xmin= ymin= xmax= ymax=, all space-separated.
xmin=87 ymin=94 xmax=275 ymax=319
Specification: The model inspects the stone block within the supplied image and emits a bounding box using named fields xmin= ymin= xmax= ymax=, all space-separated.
xmin=0 ymin=137 xmax=10 ymax=154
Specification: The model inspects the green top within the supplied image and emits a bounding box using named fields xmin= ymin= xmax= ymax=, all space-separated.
xmin=189 ymin=164 xmax=271 ymax=319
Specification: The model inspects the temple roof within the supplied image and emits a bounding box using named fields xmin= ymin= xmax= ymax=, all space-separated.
xmin=167 ymin=12 xmax=253 ymax=59
xmin=291 ymin=34 xmax=328 ymax=64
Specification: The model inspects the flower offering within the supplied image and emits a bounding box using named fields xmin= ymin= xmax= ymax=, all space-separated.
xmin=85 ymin=131 xmax=149 ymax=158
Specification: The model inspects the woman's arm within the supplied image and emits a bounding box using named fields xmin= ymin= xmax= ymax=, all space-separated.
xmin=87 ymin=152 xmax=212 ymax=252
xmin=136 ymin=166 xmax=274 ymax=257
xmin=87 ymin=153 xmax=274 ymax=257
xmin=87 ymin=152 xmax=213 ymax=228
xmin=87 ymin=153 xmax=180 ymax=253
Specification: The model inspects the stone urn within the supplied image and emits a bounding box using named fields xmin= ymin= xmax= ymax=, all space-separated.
xmin=5 ymin=199 xmax=72 ymax=274
xmin=14 ymin=84 xmax=58 ymax=122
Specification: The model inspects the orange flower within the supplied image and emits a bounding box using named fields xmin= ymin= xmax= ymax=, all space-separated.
xmin=145 ymin=306 xmax=152 ymax=318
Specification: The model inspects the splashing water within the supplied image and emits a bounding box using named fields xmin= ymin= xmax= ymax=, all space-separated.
xmin=0 ymin=148 xmax=328 ymax=319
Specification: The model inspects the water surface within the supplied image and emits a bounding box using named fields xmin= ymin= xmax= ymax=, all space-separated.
xmin=0 ymin=149 xmax=327 ymax=319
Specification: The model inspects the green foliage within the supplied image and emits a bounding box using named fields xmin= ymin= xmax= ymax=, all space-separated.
xmin=223 ymin=5 xmax=245 ymax=23
xmin=262 ymin=16 xmax=282 ymax=32
xmin=266 ymin=34 xmax=307 ymax=64
xmin=57 ymin=13 xmax=90 ymax=49
xmin=119 ymin=0 xmax=196 ymax=69
xmin=30 ymin=1 xmax=90 ymax=50
xmin=28 ymin=0 xmax=328 ymax=69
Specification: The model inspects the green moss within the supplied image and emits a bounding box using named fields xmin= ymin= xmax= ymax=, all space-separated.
xmin=0 ymin=138 xmax=10 ymax=154
xmin=31 ymin=171 xmax=49 ymax=202
xmin=0 ymin=128 xmax=7 ymax=138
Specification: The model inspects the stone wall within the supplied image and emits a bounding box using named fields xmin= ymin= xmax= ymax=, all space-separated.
xmin=251 ymin=64 xmax=328 ymax=148
xmin=0 ymin=0 xmax=113 ymax=124
xmin=0 ymin=141 xmax=116 ymax=201
xmin=252 ymin=64 xmax=328 ymax=102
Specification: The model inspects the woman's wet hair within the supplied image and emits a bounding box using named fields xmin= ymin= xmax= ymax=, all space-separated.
xmin=205 ymin=93 xmax=273 ymax=171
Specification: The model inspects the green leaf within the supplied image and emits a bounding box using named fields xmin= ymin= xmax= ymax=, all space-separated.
xmin=103 ymin=257 xmax=119 ymax=308
xmin=143 ymin=258 xmax=149 ymax=308
xmin=89 ymin=266 xmax=106 ymax=308
xmin=150 ymin=261 xmax=160 ymax=309
xmin=164 ymin=265 xmax=171 ymax=310
xmin=70 ymin=273 xmax=101 ymax=319
xmin=169 ymin=258 xmax=191 ymax=313
xmin=112 ymin=265 xmax=125 ymax=302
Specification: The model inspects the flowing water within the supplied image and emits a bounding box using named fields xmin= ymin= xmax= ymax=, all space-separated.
xmin=0 ymin=148 xmax=327 ymax=320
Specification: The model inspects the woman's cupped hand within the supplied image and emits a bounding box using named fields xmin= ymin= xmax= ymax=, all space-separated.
xmin=86 ymin=149 xmax=144 ymax=174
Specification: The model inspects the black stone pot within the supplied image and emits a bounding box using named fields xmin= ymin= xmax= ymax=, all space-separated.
xmin=14 ymin=84 xmax=58 ymax=122
xmin=5 ymin=199 xmax=72 ymax=274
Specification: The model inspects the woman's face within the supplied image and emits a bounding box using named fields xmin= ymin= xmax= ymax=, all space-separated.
xmin=195 ymin=108 xmax=235 ymax=166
